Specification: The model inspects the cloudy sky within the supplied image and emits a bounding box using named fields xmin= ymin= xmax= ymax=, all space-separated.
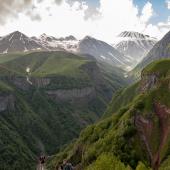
xmin=0 ymin=0 xmax=169 ymax=43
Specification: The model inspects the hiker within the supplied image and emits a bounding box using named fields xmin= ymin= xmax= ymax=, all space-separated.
xmin=39 ymin=155 xmax=46 ymax=170
xmin=62 ymin=160 xmax=74 ymax=170
xmin=58 ymin=164 xmax=64 ymax=170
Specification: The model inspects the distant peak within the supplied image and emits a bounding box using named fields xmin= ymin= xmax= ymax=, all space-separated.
xmin=4 ymin=31 xmax=28 ymax=40
xmin=65 ymin=35 xmax=77 ymax=41
xmin=12 ymin=31 xmax=21 ymax=34
xmin=40 ymin=33 xmax=48 ymax=38
xmin=118 ymin=31 xmax=151 ymax=39
xmin=83 ymin=36 xmax=95 ymax=41
xmin=10 ymin=31 xmax=25 ymax=36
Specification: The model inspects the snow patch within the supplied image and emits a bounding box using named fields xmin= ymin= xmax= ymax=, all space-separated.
xmin=3 ymin=48 xmax=8 ymax=54
xmin=100 ymin=55 xmax=106 ymax=59
xmin=9 ymin=34 xmax=14 ymax=42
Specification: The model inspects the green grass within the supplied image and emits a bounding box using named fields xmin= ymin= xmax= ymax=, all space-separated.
xmin=143 ymin=59 xmax=170 ymax=77
xmin=33 ymin=55 xmax=89 ymax=77
xmin=0 ymin=81 xmax=13 ymax=92
xmin=104 ymin=82 xmax=139 ymax=118
xmin=0 ymin=51 xmax=90 ymax=77
xmin=0 ymin=52 xmax=25 ymax=63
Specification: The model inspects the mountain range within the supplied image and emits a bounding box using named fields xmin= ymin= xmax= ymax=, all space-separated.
xmin=0 ymin=31 xmax=157 ymax=71
xmin=46 ymin=30 xmax=170 ymax=170
xmin=1 ymin=29 xmax=170 ymax=170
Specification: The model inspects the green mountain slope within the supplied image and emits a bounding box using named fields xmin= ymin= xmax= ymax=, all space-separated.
xmin=48 ymin=59 xmax=170 ymax=170
xmin=0 ymin=51 xmax=127 ymax=170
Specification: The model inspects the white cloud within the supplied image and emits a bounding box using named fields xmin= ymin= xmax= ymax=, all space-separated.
xmin=140 ymin=2 xmax=153 ymax=23
xmin=166 ymin=0 xmax=170 ymax=9
xmin=0 ymin=0 xmax=169 ymax=43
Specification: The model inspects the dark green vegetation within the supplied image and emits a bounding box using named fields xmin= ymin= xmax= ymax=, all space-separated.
xmin=48 ymin=59 xmax=170 ymax=170
xmin=0 ymin=51 xmax=127 ymax=170
xmin=130 ymin=30 xmax=170 ymax=81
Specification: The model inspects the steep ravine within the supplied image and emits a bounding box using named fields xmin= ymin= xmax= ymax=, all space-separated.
xmin=47 ymin=59 xmax=170 ymax=170
xmin=0 ymin=51 xmax=128 ymax=170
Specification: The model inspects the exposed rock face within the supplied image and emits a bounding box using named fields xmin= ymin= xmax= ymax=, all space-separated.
xmin=12 ymin=77 xmax=31 ymax=90
xmin=135 ymin=103 xmax=170 ymax=170
xmin=4 ymin=75 xmax=97 ymax=101
xmin=4 ymin=77 xmax=51 ymax=90
xmin=0 ymin=94 xmax=15 ymax=112
xmin=152 ymin=103 xmax=170 ymax=170
xmin=140 ymin=73 xmax=159 ymax=92
xmin=135 ymin=115 xmax=153 ymax=164
xmin=46 ymin=87 xmax=95 ymax=101
xmin=31 ymin=77 xmax=51 ymax=87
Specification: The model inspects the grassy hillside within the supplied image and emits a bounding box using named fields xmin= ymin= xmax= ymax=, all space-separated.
xmin=0 ymin=52 xmax=88 ymax=76
xmin=48 ymin=59 xmax=170 ymax=170
xmin=103 ymin=82 xmax=140 ymax=118
xmin=0 ymin=51 xmax=127 ymax=170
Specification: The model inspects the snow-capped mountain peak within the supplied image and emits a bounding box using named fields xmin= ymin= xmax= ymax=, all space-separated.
xmin=114 ymin=31 xmax=157 ymax=68
xmin=117 ymin=31 xmax=157 ymax=43
xmin=0 ymin=31 xmax=45 ymax=53
xmin=3 ymin=31 xmax=27 ymax=41
xmin=39 ymin=33 xmax=58 ymax=42
xmin=77 ymin=35 xmax=133 ymax=70
xmin=64 ymin=35 xmax=77 ymax=41
xmin=119 ymin=31 xmax=149 ymax=39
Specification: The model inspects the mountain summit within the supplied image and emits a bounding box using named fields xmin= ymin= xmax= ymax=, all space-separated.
xmin=77 ymin=36 xmax=133 ymax=70
xmin=114 ymin=31 xmax=157 ymax=68
xmin=118 ymin=31 xmax=154 ymax=39
xmin=0 ymin=31 xmax=45 ymax=53
xmin=131 ymin=30 xmax=170 ymax=80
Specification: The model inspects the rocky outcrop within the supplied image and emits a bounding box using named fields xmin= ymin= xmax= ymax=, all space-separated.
xmin=3 ymin=76 xmax=51 ymax=90
xmin=140 ymin=73 xmax=159 ymax=92
xmin=31 ymin=77 xmax=51 ymax=87
xmin=46 ymin=87 xmax=95 ymax=101
xmin=152 ymin=103 xmax=170 ymax=170
xmin=135 ymin=115 xmax=153 ymax=163
xmin=12 ymin=77 xmax=31 ymax=90
xmin=135 ymin=103 xmax=170 ymax=170
xmin=0 ymin=94 xmax=15 ymax=112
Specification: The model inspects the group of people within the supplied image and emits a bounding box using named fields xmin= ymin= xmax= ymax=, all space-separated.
xmin=38 ymin=155 xmax=74 ymax=170
xmin=58 ymin=160 xmax=74 ymax=170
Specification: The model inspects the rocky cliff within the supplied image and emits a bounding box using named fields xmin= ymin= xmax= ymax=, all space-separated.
xmin=0 ymin=93 xmax=15 ymax=112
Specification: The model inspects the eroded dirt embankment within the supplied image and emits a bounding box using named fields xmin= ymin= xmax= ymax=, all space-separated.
xmin=135 ymin=103 xmax=170 ymax=170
